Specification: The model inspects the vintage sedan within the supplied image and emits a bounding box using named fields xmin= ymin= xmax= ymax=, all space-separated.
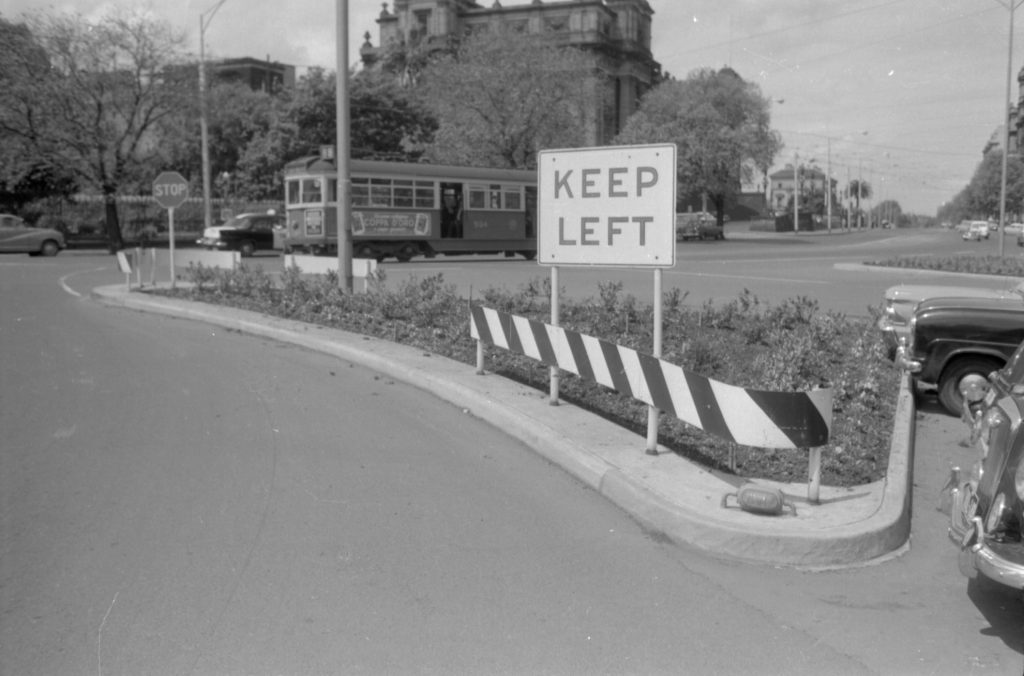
xmin=197 ymin=211 xmax=284 ymax=257
xmin=895 ymin=294 xmax=1024 ymax=415
xmin=962 ymin=221 xmax=990 ymax=241
xmin=878 ymin=281 xmax=1024 ymax=353
xmin=675 ymin=212 xmax=723 ymax=241
xmin=946 ymin=340 xmax=1024 ymax=593
xmin=0 ymin=214 xmax=66 ymax=256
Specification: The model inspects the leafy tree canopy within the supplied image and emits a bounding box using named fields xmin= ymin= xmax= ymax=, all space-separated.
xmin=614 ymin=67 xmax=781 ymax=224
xmin=284 ymin=66 xmax=436 ymax=163
xmin=0 ymin=9 xmax=190 ymax=248
xmin=417 ymin=30 xmax=598 ymax=169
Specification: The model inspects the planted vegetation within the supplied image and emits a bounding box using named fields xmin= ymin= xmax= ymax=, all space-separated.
xmin=160 ymin=264 xmax=901 ymax=488
xmin=866 ymin=254 xmax=1024 ymax=277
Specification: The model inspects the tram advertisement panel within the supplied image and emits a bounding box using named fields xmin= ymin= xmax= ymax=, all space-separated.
xmin=352 ymin=211 xmax=431 ymax=237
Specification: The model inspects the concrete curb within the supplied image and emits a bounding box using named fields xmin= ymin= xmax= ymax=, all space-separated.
xmin=90 ymin=285 xmax=913 ymax=567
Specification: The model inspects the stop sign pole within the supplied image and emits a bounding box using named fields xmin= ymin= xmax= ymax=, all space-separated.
xmin=153 ymin=172 xmax=189 ymax=288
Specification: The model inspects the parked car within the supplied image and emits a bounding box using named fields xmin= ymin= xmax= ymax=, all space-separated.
xmin=1006 ymin=222 xmax=1024 ymax=236
xmin=962 ymin=221 xmax=990 ymax=241
xmin=675 ymin=212 xmax=724 ymax=241
xmin=197 ymin=211 xmax=284 ymax=257
xmin=878 ymin=281 xmax=1024 ymax=355
xmin=895 ymin=295 xmax=1024 ymax=415
xmin=0 ymin=214 xmax=66 ymax=256
xmin=945 ymin=339 xmax=1024 ymax=593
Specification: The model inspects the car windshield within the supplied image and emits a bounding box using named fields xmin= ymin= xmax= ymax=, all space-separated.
xmin=221 ymin=216 xmax=253 ymax=229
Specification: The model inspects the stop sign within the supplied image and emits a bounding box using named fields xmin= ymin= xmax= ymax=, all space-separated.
xmin=152 ymin=171 xmax=189 ymax=209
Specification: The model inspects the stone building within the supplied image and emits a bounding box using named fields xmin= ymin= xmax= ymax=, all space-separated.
xmin=359 ymin=0 xmax=661 ymax=145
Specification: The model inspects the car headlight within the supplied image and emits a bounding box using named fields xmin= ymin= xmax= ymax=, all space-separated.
xmin=986 ymin=493 xmax=1009 ymax=533
xmin=968 ymin=459 xmax=984 ymax=485
xmin=979 ymin=406 xmax=1009 ymax=459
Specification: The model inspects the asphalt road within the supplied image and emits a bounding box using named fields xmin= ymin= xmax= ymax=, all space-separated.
xmin=1 ymin=244 xmax=1022 ymax=675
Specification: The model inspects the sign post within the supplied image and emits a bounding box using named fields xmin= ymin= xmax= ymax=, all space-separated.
xmin=152 ymin=171 xmax=189 ymax=288
xmin=538 ymin=144 xmax=677 ymax=454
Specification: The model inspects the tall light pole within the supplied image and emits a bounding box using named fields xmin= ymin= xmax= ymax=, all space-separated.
xmin=996 ymin=0 xmax=1024 ymax=257
xmin=792 ymin=152 xmax=800 ymax=233
xmin=199 ymin=0 xmax=229 ymax=232
xmin=337 ymin=0 xmax=353 ymax=292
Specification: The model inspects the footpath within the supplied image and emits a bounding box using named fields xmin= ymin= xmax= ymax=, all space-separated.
xmin=91 ymin=283 xmax=915 ymax=568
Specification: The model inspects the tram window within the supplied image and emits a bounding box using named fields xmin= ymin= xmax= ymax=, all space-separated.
xmin=287 ymin=179 xmax=300 ymax=205
xmin=414 ymin=182 xmax=435 ymax=208
xmin=393 ymin=179 xmax=414 ymax=208
xmin=504 ymin=189 xmax=522 ymax=210
xmin=327 ymin=179 xmax=338 ymax=203
xmin=351 ymin=178 xmax=369 ymax=206
xmin=468 ymin=183 xmax=521 ymax=211
xmin=369 ymin=178 xmax=390 ymax=206
xmin=301 ymin=178 xmax=322 ymax=204
xmin=468 ymin=188 xmax=486 ymax=210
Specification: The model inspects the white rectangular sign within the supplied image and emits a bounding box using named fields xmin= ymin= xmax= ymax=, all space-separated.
xmin=537 ymin=144 xmax=676 ymax=267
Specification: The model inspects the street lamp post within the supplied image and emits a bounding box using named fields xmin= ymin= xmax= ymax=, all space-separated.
xmin=996 ymin=0 xmax=1024 ymax=257
xmin=199 ymin=0 xmax=229 ymax=232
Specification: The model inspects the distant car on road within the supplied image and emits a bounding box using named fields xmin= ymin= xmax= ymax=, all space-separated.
xmin=675 ymin=212 xmax=724 ymax=241
xmin=962 ymin=221 xmax=990 ymax=241
xmin=0 ymin=214 xmax=66 ymax=257
xmin=197 ymin=212 xmax=284 ymax=257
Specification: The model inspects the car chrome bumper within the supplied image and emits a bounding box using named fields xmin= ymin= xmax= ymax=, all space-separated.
xmin=947 ymin=474 xmax=1024 ymax=589
xmin=894 ymin=345 xmax=922 ymax=373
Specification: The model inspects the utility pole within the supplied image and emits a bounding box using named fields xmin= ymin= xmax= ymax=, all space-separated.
xmin=996 ymin=0 xmax=1024 ymax=256
xmin=826 ymin=138 xmax=833 ymax=233
xmin=793 ymin=152 xmax=799 ymax=234
xmin=336 ymin=0 xmax=353 ymax=292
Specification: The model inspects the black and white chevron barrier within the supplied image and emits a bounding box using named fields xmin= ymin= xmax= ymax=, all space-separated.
xmin=470 ymin=305 xmax=832 ymax=449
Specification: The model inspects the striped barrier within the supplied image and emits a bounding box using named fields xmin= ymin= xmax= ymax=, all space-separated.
xmin=470 ymin=305 xmax=832 ymax=449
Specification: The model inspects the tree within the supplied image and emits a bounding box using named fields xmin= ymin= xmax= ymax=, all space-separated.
xmin=964 ymin=150 xmax=1024 ymax=221
xmin=847 ymin=179 xmax=871 ymax=228
xmin=416 ymin=30 xmax=598 ymax=169
xmin=872 ymin=199 xmax=903 ymax=227
xmin=283 ymin=67 xmax=436 ymax=163
xmin=614 ymin=67 xmax=781 ymax=227
xmin=0 ymin=10 xmax=190 ymax=250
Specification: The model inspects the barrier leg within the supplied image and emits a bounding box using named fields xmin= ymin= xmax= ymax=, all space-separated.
xmin=808 ymin=447 xmax=821 ymax=504
xmin=476 ymin=340 xmax=485 ymax=375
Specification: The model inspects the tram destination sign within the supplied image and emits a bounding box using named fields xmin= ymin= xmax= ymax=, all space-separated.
xmin=537 ymin=144 xmax=676 ymax=268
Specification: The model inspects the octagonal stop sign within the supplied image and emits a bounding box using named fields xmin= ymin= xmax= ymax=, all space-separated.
xmin=152 ymin=171 xmax=189 ymax=209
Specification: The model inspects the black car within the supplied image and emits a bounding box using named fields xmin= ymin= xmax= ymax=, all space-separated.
xmin=946 ymin=340 xmax=1024 ymax=593
xmin=197 ymin=212 xmax=284 ymax=257
xmin=895 ymin=295 xmax=1024 ymax=416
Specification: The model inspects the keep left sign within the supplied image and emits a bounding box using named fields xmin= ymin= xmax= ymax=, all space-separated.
xmin=537 ymin=144 xmax=676 ymax=268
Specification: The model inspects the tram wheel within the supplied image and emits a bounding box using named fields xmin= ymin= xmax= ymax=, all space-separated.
xmin=395 ymin=244 xmax=417 ymax=262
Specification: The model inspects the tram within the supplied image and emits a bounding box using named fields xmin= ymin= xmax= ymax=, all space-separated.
xmin=281 ymin=153 xmax=537 ymax=262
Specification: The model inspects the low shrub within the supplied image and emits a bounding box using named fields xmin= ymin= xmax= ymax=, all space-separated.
xmin=155 ymin=267 xmax=900 ymax=487
xmin=866 ymin=254 xmax=1024 ymax=277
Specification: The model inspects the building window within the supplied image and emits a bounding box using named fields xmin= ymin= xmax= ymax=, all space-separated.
xmin=545 ymin=16 xmax=568 ymax=32
xmin=414 ymin=9 xmax=431 ymax=37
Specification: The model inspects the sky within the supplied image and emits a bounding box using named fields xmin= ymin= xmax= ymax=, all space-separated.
xmin=1 ymin=0 xmax=1019 ymax=216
